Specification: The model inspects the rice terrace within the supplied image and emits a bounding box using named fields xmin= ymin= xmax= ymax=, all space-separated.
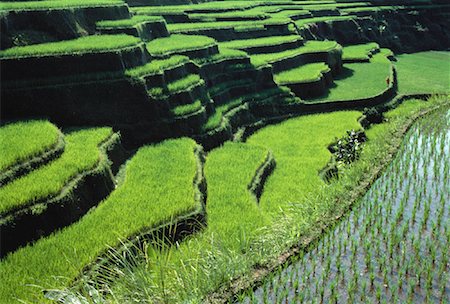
xmin=0 ymin=0 xmax=449 ymax=303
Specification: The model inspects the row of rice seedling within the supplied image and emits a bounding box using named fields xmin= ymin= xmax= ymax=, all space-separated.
xmin=0 ymin=34 xmax=142 ymax=59
xmin=238 ymin=100 xmax=450 ymax=303
xmin=250 ymin=40 xmax=339 ymax=67
xmin=395 ymin=51 xmax=450 ymax=94
xmin=274 ymin=62 xmax=330 ymax=84
xmin=0 ymin=0 xmax=124 ymax=11
xmin=192 ymin=46 xmax=247 ymax=66
xmin=307 ymin=50 xmax=392 ymax=102
xmin=342 ymin=42 xmax=380 ymax=61
xmin=188 ymin=11 xmax=269 ymax=22
xmin=146 ymin=34 xmax=217 ymax=57
xmin=0 ymin=121 xmax=62 ymax=174
xmin=0 ymin=138 xmax=202 ymax=303
xmin=0 ymin=127 xmax=114 ymax=216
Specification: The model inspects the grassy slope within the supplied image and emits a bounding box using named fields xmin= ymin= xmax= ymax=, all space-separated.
xmin=247 ymin=111 xmax=361 ymax=216
xmin=308 ymin=51 xmax=391 ymax=102
xmin=0 ymin=121 xmax=60 ymax=172
xmin=220 ymin=35 xmax=301 ymax=50
xmin=0 ymin=128 xmax=112 ymax=215
xmin=396 ymin=51 xmax=450 ymax=94
xmin=0 ymin=35 xmax=141 ymax=59
xmin=0 ymin=138 xmax=198 ymax=303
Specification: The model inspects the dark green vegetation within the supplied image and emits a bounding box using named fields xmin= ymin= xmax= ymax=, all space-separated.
xmin=239 ymin=101 xmax=450 ymax=303
xmin=0 ymin=0 xmax=449 ymax=303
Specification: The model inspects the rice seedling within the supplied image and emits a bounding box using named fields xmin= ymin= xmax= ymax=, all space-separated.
xmin=342 ymin=42 xmax=380 ymax=61
xmin=274 ymin=62 xmax=330 ymax=84
xmin=0 ymin=120 xmax=61 ymax=172
xmin=0 ymin=0 xmax=124 ymax=11
xmin=96 ymin=15 xmax=165 ymax=29
xmin=238 ymin=99 xmax=450 ymax=303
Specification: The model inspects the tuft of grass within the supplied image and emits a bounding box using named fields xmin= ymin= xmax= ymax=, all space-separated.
xmin=0 ymin=120 xmax=61 ymax=172
xmin=0 ymin=34 xmax=142 ymax=59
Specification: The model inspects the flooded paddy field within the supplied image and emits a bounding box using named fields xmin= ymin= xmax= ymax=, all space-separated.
xmin=238 ymin=107 xmax=450 ymax=304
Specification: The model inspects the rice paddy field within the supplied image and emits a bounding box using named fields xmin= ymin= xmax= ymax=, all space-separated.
xmin=0 ymin=0 xmax=449 ymax=303
xmin=238 ymin=102 xmax=450 ymax=303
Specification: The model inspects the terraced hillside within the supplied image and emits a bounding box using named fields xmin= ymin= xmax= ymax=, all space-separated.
xmin=0 ymin=0 xmax=449 ymax=303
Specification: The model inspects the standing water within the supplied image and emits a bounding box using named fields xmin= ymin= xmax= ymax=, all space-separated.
xmin=238 ymin=107 xmax=450 ymax=303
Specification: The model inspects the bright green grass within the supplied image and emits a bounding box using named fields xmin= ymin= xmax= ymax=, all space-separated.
xmin=146 ymin=34 xmax=216 ymax=57
xmin=96 ymin=15 xmax=164 ymax=29
xmin=247 ymin=110 xmax=361 ymax=216
xmin=0 ymin=121 xmax=60 ymax=172
xmin=342 ymin=42 xmax=379 ymax=61
xmin=220 ymin=35 xmax=301 ymax=50
xmin=270 ymin=9 xmax=311 ymax=19
xmin=0 ymin=138 xmax=199 ymax=303
xmin=167 ymin=74 xmax=203 ymax=93
xmin=274 ymin=62 xmax=330 ymax=84
xmin=0 ymin=0 xmax=124 ymax=11
xmin=295 ymin=15 xmax=354 ymax=28
xmin=250 ymin=40 xmax=339 ymax=67
xmin=309 ymin=52 xmax=391 ymax=102
xmin=395 ymin=51 xmax=450 ymax=94
xmin=125 ymin=55 xmax=190 ymax=77
xmin=167 ymin=17 xmax=291 ymax=33
xmin=172 ymin=100 xmax=203 ymax=116
xmin=0 ymin=128 xmax=112 ymax=215
xmin=0 ymin=34 xmax=141 ymax=59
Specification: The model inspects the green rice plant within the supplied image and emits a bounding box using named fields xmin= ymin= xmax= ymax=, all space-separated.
xmin=0 ymin=128 xmax=113 ymax=215
xmin=192 ymin=47 xmax=247 ymax=66
xmin=250 ymin=40 xmax=339 ymax=67
xmin=342 ymin=42 xmax=380 ymax=61
xmin=220 ymin=35 xmax=301 ymax=50
xmin=396 ymin=51 xmax=450 ymax=94
xmin=125 ymin=55 xmax=190 ymax=78
xmin=146 ymin=34 xmax=216 ymax=57
xmin=295 ymin=15 xmax=354 ymax=28
xmin=274 ymin=62 xmax=330 ymax=84
xmin=0 ymin=0 xmax=124 ymax=11
xmin=308 ymin=52 xmax=391 ymax=102
xmin=171 ymin=100 xmax=203 ymax=116
xmin=167 ymin=74 xmax=203 ymax=93
xmin=96 ymin=15 xmax=164 ymax=29
xmin=0 ymin=138 xmax=200 ymax=303
xmin=0 ymin=34 xmax=142 ymax=59
xmin=0 ymin=120 xmax=61 ymax=172
xmin=167 ymin=17 xmax=292 ymax=33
